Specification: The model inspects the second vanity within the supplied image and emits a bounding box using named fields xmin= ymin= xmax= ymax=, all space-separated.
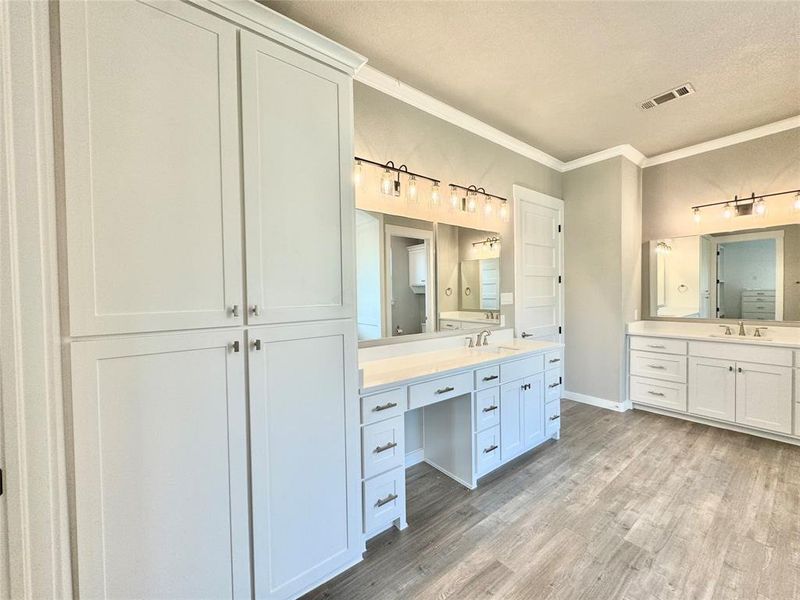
xmin=627 ymin=320 xmax=800 ymax=445
xmin=357 ymin=330 xmax=563 ymax=539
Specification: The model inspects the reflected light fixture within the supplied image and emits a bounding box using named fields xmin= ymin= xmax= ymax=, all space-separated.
xmin=449 ymin=186 xmax=460 ymax=210
xmin=499 ymin=201 xmax=510 ymax=223
xmin=483 ymin=196 xmax=494 ymax=219
xmin=722 ymin=203 xmax=733 ymax=219
xmin=353 ymin=160 xmax=363 ymax=187
xmin=753 ymin=198 xmax=766 ymax=217
xmin=692 ymin=207 xmax=701 ymax=224
xmin=794 ymin=192 xmax=800 ymax=212
xmin=407 ymin=175 xmax=418 ymax=203
xmin=430 ymin=182 xmax=441 ymax=208
xmin=655 ymin=241 xmax=672 ymax=255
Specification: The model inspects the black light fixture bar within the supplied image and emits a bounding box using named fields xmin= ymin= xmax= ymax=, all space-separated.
xmin=691 ymin=188 xmax=800 ymax=210
xmin=354 ymin=156 xmax=440 ymax=184
xmin=449 ymin=183 xmax=508 ymax=203
xmin=472 ymin=236 xmax=501 ymax=248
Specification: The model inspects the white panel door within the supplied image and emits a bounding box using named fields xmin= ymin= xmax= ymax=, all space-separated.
xmin=688 ymin=356 xmax=736 ymax=422
xmin=60 ymin=0 xmax=243 ymax=335
xmin=735 ymin=362 xmax=793 ymax=434
xmin=241 ymin=31 xmax=355 ymax=325
xmin=522 ymin=374 xmax=546 ymax=450
xmin=70 ymin=331 xmax=250 ymax=599
xmin=514 ymin=187 xmax=563 ymax=342
xmin=500 ymin=381 xmax=523 ymax=460
xmin=248 ymin=321 xmax=361 ymax=600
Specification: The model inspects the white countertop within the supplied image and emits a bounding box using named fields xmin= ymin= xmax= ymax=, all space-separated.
xmin=359 ymin=338 xmax=562 ymax=394
xmin=627 ymin=320 xmax=800 ymax=349
xmin=439 ymin=311 xmax=500 ymax=325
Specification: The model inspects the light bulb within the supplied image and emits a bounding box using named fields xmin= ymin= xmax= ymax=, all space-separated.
xmin=430 ymin=182 xmax=441 ymax=209
xmin=466 ymin=191 xmax=478 ymax=213
xmin=483 ymin=196 xmax=494 ymax=218
xmin=380 ymin=168 xmax=393 ymax=196
xmin=722 ymin=203 xmax=733 ymax=219
xmin=793 ymin=192 xmax=800 ymax=212
xmin=753 ymin=198 xmax=766 ymax=217
xmin=499 ymin=201 xmax=510 ymax=223
xmin=692 ymin=208 xmax=701 ymax=224
xmin=353 ymin=160 xmax=363 ymax=187
xmin=406 ymin=175 xmax=418 ymax=203
xmin=449 ymin=186 xmax=460 ymax=210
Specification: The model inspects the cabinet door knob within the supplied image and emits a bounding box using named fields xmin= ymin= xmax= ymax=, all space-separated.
xmin=230 ymin=340 xmax=240 ymax=353
xmin=738 ymin=367 xmax=743 ymax=373
xmin=251 ymin=339 xmax=262 ymax=351
xmin=729 ymin=366 xmax=733 ymax=372
xmin=250 ymin=305 xmax=261 ymax=317
xmin=374 ymin=441 xmax=398 ymax=454
xmin=230 ymin=304 xmax=240 ymax=318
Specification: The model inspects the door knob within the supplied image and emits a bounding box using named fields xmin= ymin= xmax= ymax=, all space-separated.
xmin=250 ymin=305 xmax=261 ymax=317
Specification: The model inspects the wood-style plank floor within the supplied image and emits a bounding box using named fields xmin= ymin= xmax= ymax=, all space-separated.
xmin=302 ymin=400 xmax=800 ymax=600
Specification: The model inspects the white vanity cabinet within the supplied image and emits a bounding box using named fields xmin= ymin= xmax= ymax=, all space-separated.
xmin=407 ymin=243 xmax=428 ymax=289
xmin=629 ymin=327 xmax=799 ymax=443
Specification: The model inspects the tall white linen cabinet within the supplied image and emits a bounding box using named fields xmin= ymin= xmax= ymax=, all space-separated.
xmin=58 ymin=1 xmax=366 ymax=598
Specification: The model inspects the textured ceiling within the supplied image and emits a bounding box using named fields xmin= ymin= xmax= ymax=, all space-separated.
xmin=263 ymin=1 xmax=800 ymax=161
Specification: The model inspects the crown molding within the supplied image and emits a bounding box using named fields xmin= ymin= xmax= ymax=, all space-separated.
xmin=561 ymin=144 xmax=646 ymax=172
xmin=356 ymin=67 xmax=799 ymax=174
xmin=641 ymin=115 xmax=800 ymax=168
xmin=355 ymin=65 xmax=564 ymax=171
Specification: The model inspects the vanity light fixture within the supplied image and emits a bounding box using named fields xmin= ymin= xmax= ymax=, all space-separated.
xmin=430 ymin=181 xmax=441 ymax=208
xmin=690 ymin=188 xmax=799 ymax=222
xmin=449 ymin=185 xmax=461 ymax=210
xmin=483 ymin=196 xmax=494 ymax=219
xmin=472 ymin=236 xmax=501 ymax=249
xmin=655 ymin=241 xmax=672 ymax=255
xmin=499 ymin=201 xmax=510 ymax=223
xmin=354 ymin=156 xmax=440 ymax=202
xmin=353 ymin=160 xmax=363 ymax=187
xmin=449 ymin=183 xmax=509 ymax=220
xmin=466 ymin=187 xmax=479 ymax=213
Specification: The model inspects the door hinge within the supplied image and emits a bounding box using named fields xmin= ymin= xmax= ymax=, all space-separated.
xmin=1 ymin=468 xmax=3 ymax=496
xmin=558 ymin=326 xmax=562 ymax=334
xmin=558 ymin=275 xmax=562 ymax=284
xmin=559 ymin=376 xmax=562 ymax=384
xmin=558 ymin=224 xmax=562 ymax=233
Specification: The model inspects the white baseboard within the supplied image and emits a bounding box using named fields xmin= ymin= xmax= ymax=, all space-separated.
xmin=405 ymin=448 xmax=424 ymax=467
xmin=423 ymin=459 xmax=476 ymax=490
xmin=563 ymin=390 xmax=629 ymax=412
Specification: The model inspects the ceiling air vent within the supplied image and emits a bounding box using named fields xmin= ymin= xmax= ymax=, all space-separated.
xmin=640 ymin=83 xmax=695 ymax=110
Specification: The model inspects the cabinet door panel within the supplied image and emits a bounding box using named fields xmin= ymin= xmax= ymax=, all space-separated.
xmin=70 ymin=331 xmax=250 ymax=599
xmin=242 ymin=31 xmax=355 ymax=325
xmin=688 ymin=356 xmax=736 ymax=422
xmin=248 ymin=321 xmax=360 ymax=599
xmin=522 ymin=374 xmax=546 ymax=449
xmin=735 ymin=362 xmax=792 ymax=434
xmin=60 ymin=1 xmax=243 ymax=335
xmin=500 ymin=381 xmax=523 ymax=460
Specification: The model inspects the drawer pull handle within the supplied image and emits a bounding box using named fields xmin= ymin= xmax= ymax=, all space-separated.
xmin=549 ymin=414 xmax=561 ymax=421
xmin=373 ymin=402 xmax=398 ymax=412
xmin=646 ymin=364 xmax=666 ymax=369
xmin=548 ymin=382 xmax=560 ymax=389
xmin=374 ymin=441 xmax=398 ymax=454
xmin=646 ymin=344 xmax=665 ymax=349
xmin=482 ymin=374 xmax=499 ymax=381
xmin=647 ymin=391 xmax=665 ymax=397
xmin=483 ymin=404 xmax=498 ymax=412
xmin=375 ymin=493 xmax=398 ymax=508
xmin=436 ymin=386 xmax=455 ymax=394
xmin=483 ymin=444 xmax=498 ymax=454
xmin=548 ymin=358 xmax=561 ymax=363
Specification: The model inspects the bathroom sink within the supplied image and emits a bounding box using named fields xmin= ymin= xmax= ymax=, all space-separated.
xmin=708 ymin=334 xmax=773 ymax=342
xmin=475 ymin=345 xmax=521 ymax=355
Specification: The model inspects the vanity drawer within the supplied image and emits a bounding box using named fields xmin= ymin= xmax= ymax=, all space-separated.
xmin=361 ymin=388 xmax=405 ymax=425
xmin=475 ymin=365 xmax=500 ymax=390
xmin=689 ymin=341 xmax=792 ymax=367
xmin=440 ymin=319 xmax=462 ymax=330
xmin=545 ymin=368 xmax=562 ymax=403
xmin=630 ymin=336 xmax=687 ymax=356
xmin=629 ymin=375 xmax=687 ymax=412
xmin=475 ymin=386 xmax=500 ymax=432
xmin=408 ymin=371 xmax=473 ymax=410
xmin=545 ymin=349 xmax=563 ymax=368
xmin=630 ymin=350 xmax=687 ymax=383
xmin=545 ymin=400 xmax=561 ymax=437
xmin=742 ymin=300 xmax=775 ymax=312
xmin=501 ymin=355 xmax=543 ymax=383
xmin=475 ymin=425 xmax=501 ymax=476
xmin=363 ymin=466 xmax=404 ymax=534
xmin=361 ymin=416 xmax=404 ymax=479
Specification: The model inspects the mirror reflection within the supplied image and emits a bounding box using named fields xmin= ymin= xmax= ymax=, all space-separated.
xmin=355 ymin=210 xmax=501 ymax=341
xmin=648 ymin=224 xmax=799 ymax=321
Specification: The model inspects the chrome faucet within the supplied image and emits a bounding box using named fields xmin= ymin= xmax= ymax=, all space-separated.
xmin=738 ymin=320 xmax=746 ymax=336
xmin=719 ymin=325 xmax=733 ymax=335
xmin=477 ymin=330 xmax=492 ymax=346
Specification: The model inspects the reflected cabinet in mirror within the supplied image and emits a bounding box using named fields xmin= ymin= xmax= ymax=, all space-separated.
xmin=648 ymin=224 xmax=799 ymax=322
xmin=355 ymin=210 xmax=501 ymax=342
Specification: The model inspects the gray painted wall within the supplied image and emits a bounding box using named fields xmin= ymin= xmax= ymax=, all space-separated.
xmin=354 ymin=82 xmax=562 ymax=330
xmin=563 ymin=157 xmax=641 ymax=403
